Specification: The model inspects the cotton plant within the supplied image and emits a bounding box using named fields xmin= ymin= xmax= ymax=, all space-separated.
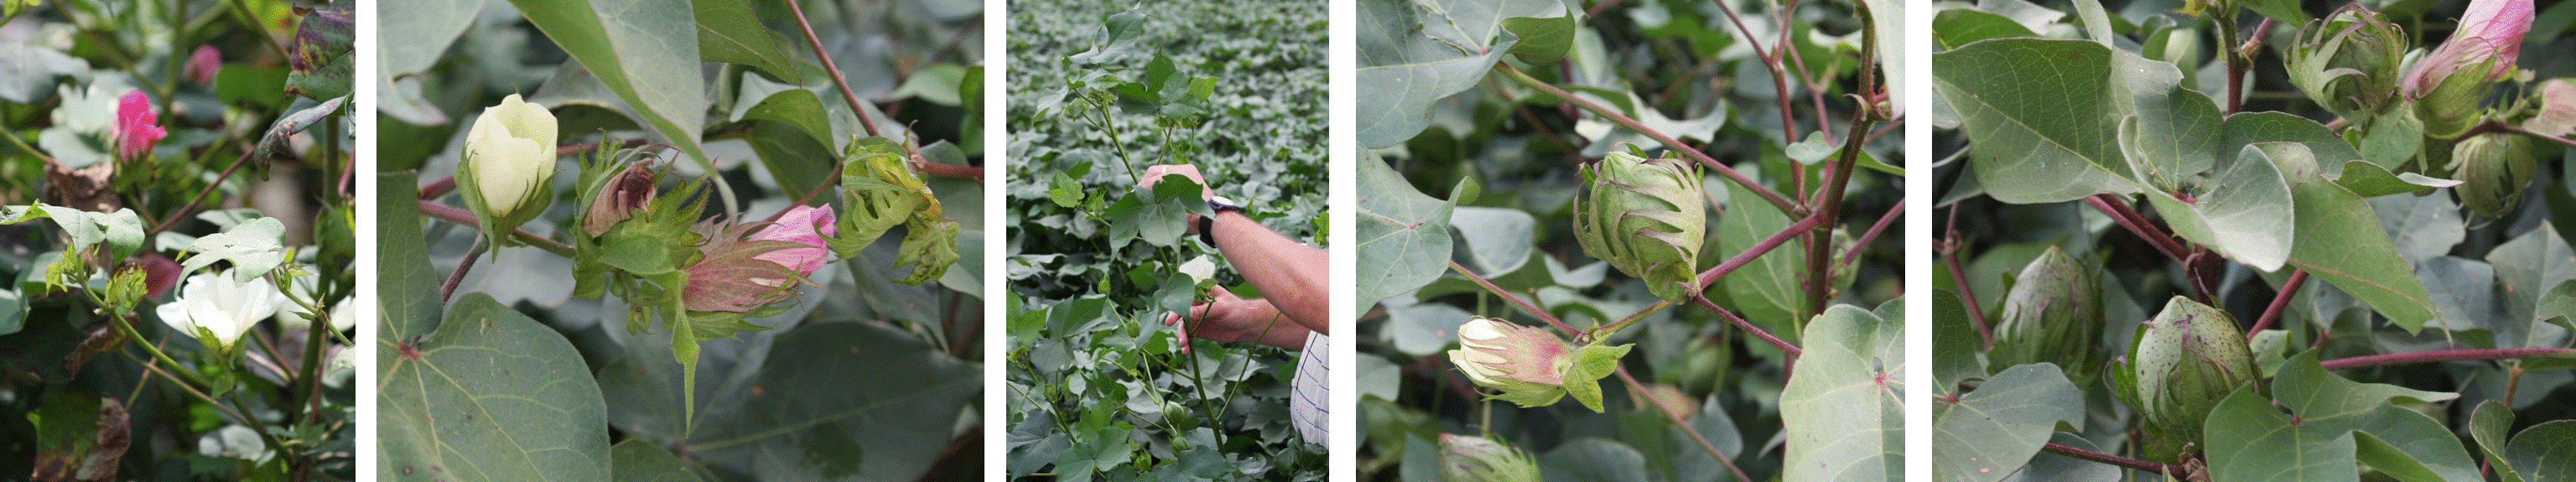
xmin=434 ymin=94 xmax=965 ymax=431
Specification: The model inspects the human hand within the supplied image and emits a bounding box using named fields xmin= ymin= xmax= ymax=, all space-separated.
xmin=1162 ymin=287 xmax=1269 ymax=355
xmin=1140 ymin=164 xmax=1215 ymax=201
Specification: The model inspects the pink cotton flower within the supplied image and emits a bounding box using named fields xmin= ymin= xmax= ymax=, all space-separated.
xmin=2402 ymin=0 xmax=2532 ymax=97
xmin=750 ymin=205 xmax=837 ymax=276
xmin=186 ymin=45 xmax=221 ymax=86
xmin=114 ymin=91 xmax=167 ymax=163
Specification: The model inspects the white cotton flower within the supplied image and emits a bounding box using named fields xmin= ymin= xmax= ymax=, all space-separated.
xmin=463 ymin=93 xmax=558 ymax=223
xmin=156 ymin=271 xmax=286 ymax=355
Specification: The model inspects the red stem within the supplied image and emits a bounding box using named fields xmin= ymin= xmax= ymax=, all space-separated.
xmin=1450 ymin=261 xmax=1577 ymax=335
xmin=2319 ymin=348 xmax=2576 ymax=371
xmin=2085 ymin=194 xmax=2190 ymax=262
xmin=2247 ymin=270 xmax=2308 ymax=339
xmin=1692 ymin=293 xmax=1800 ymax=358
xmin=2042 ymin=442 xmax=2183 ymax=474
xmin=1696 ymin=213 xmax=1829 ymax=290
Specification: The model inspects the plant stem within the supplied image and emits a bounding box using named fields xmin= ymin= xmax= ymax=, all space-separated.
xmin=1804 ymin=100 xmax=1877 ymax=319
xmin=1696 ymin=212 xmax=1828 ymax=291
xmin=148 ymin=148 xmax=262 ymax=239
xmin=414 ymin=201 xmax=577 ymax=257
xmin=1594 ymin=300 xmax=1673 ymax=339
xmin=2041 ymin=442 xmax=2183 ymax=474
xmin=1941 ymin=205 xmax=1993 ymax=349
xmin=106 ymin=313 xmax=215 ymax=388
xmin=1492 ymin=64 xmax=1798 ymax=215
xmin=441 ymin=238 xmax=486 ymax=303
xmin=783 ymin=0 xmax=881 ymax=138
xmin=1835 ymin=199 xmax=1903 ymax=276
xmin=2247 ymin=269 xmax=2308 ymax=339
xmin=1613 ymin=366 xmax=1755 ymax=482
xmin=1448 ymin=261 xmax=1576 ymax=335
xmin=2 ymin=128 xmax=55 ymax=164
xmin=2085 ymin=194 xmax=2190 ymax=262
xmin=1690 ymin=293 xmax=1801 ymax=358
xmin=2319 ymin=348 xmax=2576 ymax=371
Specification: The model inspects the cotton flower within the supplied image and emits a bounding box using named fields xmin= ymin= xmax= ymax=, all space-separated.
xmin=1447 ymin=317 xmax=1574 ymax=407
xmin=156 ymin=271 xmax=285 ymax=356
xmin=749 ymin=205 xmax=836 ymax=277
xmin=186 ymin=45 xmax=221 ymax=86
xmin=113 ymin=91 xmax=166 ymax=163
xmin=461 ymin=94 xmax=558 ymax=227
xmin=2402 ymin=0 xmax=2532 ymax=137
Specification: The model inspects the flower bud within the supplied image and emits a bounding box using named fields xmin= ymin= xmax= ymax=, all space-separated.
xmin=1439 ymin=434 xmax=1541 ymax=482
xmin=2287 ymin=4 xmax=2407 ymax=121
xmin=2450 ymin=132 xmax=2536 ymax=219
xmin=2403 ymin=0 xmax=2532 ymax=137
xmin=1990 ymin=246 xmax=2105 ymax=384
xmin=186 ymin=45 xmax=221 ymax=86
xmin=2527 ymin=79 xmax=2576 ymax=138
xmin=582 ymin=161 xmax=659 ymax=237
xmin=461 ymin=94 xmax=558 ymax=231
xmin=114 ymin=91 xmax=166 ymax=163
xmin=155 ymin=271 xmax=285 ymax=358
xmin=750 ymin=205 xmax=837 ymax=277
xmin=2132 ymin=297 xmax=2259 ymax=445
xmin=1448 ymin=317 xmax=1574 ymax=407
xmin=1574 ymin=149 xmax=1706 ymax=303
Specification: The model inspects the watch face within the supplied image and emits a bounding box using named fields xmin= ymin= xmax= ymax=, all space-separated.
xmin=1210 ymin=196 xmax=1243 ymax=210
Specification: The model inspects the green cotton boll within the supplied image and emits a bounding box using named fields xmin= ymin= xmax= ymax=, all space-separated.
xmin=2452 ymin=132 xmax=2537 ymax=220
xmin=2287 ymin=4 xmax=2407 ymax=121
xmin=2131 ymin=296 xmax=2260 ymax=447
xmin=1439 ymin=434 xmax=1542 ymax=482
xmin=1990 ymin=246 xmax=2106 ymax=385
xmin=1574 ymin=149 xmax=1706 ymax=303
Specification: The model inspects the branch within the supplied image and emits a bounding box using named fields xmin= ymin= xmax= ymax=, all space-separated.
xmin=2041 ymin=442 xmax=2184 ymax=474
xmin=1691 ymin=293 xmax=1800 ymax=358
xmin=2246 ymin=269 xmax=2307 ymax=339
xmin=1696 ymin=212 xmax=1828 ymax=290
xmin=147 ymin=148 xmax=262 ymax=239
xmin=2320 ymin=348 xmax=2576 ymax=371
xmin=1613 ymin=366 xmax=1755 ymax=482
xmin=2085 ymin=194 xmax=2190 ymax=262
xmin=784 ymin=0 xmax=883 ymax=138
xmin=415 ymin=200 xmax=577 ymax=257
xmin=1942 ymin=206 xmax=1994 ymax=349
xmin=1493 ymin=64 xmax=1799 ymax=215
xmin=1449 ymin=261 xmax=1577 ymax=335
xmin=911 ymin=160 xmax=984 ymax=183
xmin=1835 ymin=199 xmax=1903 ymax=276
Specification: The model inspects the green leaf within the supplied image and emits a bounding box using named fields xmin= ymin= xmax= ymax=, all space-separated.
xmin=608 ymin=440 xmax=702 ymax=482
xmin=1934 ymin=363 xmax=2084 ymax=482
xmin=505 ymin=0 xmax=708 ymax=165
xmin=2134 ymin=143 xmax=2294 ymax=272
xmin=891 ymin=64 xmax=969 ymax=106
xmin=260 ymin=96 xmax=349 ymax=160
xmin=2485 ymin=223 xmax=2576 ymax=348
xmin=691 ymin=0 xmax=796 ymax=80
xmin=1781 ymin=300 xmax=1904 ymax=482
xmin=2469 ymin=401 xmax=2518 ymax=480
xmin=1355 ymin=0 xmax=1531 ymax=148
xmin=377 ymin=0 xmax=480 ymax=77
xmin=379 ymin=173 xmax=443 ymax=335
xmin=1936 ymin=39 xmax=2165 ymax=204
xmin=2205 ymin=351 xmax=2475 ymax=482
xmin=284 ymin=6 xmax=354 ymax=101
xmin=377 ymin=293 xmax=610 ymax=482
xmin=1498 ymin=6 xmax=1576 ymax=65
xmin=1538 ymin=438 xmax=1652 ymax=482
xmin=2506 ymin=421 xmax=2576 ymax=482
xmin=1356 ymin=154 xmax=1460 ymax=311
xmin=2267 ymin=143 xmax=2444 ymax=332
xmin=1931 ymin=289 xmax=1983 ymax=389
xmin=1931 ymin=8 xmax=2038 ymax=51
xmin=600 ymin=322 xmax=979 ymax=481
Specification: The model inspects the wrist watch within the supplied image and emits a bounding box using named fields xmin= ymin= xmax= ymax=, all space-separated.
xmin=1200 ymin=195 xmax=1244 ymax=247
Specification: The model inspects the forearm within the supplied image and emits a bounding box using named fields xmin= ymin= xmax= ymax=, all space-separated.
xmin=1208 ymin=210 xmax=1332 ymax=334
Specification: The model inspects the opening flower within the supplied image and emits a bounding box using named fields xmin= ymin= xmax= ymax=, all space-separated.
xmin=2402 ymin=0 xmax=2532 ymax=136
xmin=155 ymin=270 xmax=284 ymax=357
xmin=462 ymin=93 xmax=558 ymax=228
xmin=1439 ymin=434 xmax=1541 ymax=482
xmin=113 ymin=91 xmax=167 ymax=163
xmin=1447 ymin=317 xmax=1574 ymax=407
xmin=749 ymin=205 xmax=837 ymax=277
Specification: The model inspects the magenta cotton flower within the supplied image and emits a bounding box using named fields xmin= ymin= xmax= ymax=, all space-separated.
xmin=2402 ymin=0 xmax=2532 ymax=96
xmin=114 ymin=91 xmax=167 ymax=163
xmin=186 ymin=45 xmax=221 ymax=86
xmin=750 ymin=205 xmax=836 ymax=276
